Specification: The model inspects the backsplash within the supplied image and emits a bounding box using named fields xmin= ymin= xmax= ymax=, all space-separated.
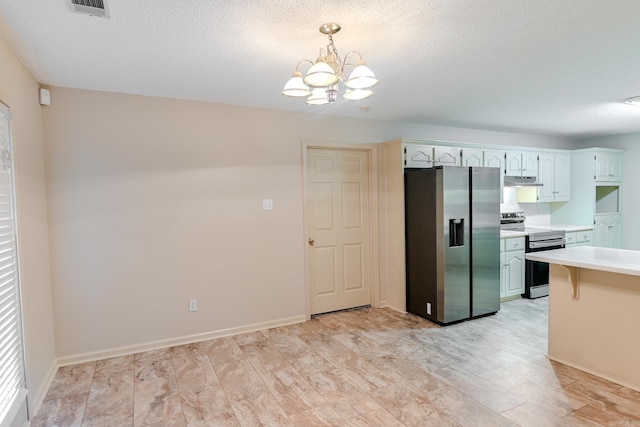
xmin=500 ymin=187 xmax=550 ymax=226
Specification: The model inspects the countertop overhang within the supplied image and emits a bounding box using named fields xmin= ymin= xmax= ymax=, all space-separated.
xmin=525 ymin=246 xmax=640 ymax=277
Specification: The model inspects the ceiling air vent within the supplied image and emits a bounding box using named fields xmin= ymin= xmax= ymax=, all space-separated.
xmin=69 ymin=0 xmax=109 ymax=18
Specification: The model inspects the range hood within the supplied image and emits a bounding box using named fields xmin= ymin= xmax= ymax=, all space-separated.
xmin=503 ymin=175 xmax=543 ymax=187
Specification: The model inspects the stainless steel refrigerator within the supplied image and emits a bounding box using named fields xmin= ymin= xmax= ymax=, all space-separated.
xmin=404 ymin=166 xmax=500 ymax=325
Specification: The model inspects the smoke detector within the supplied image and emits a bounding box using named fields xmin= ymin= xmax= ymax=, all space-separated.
xmin=69 ymin=0 xmax=109 ymax=18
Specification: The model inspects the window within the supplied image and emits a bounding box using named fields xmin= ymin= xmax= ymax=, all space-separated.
xmin=0 ymin=102 xmax=27 ymax=426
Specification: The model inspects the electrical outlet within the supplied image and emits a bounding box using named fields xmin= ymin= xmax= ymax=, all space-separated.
xmin=426 ymin=302 xmax=432 ymax=315
xmin=189 ymin=299 xmax=197 ymax=312
xmin=262 ymin=199 xmax=273 ymax=210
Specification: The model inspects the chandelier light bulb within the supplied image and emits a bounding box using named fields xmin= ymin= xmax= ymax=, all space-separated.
xmin=345 ymin=62 xmax=379 ymax=90
xmin=343 ymin=88 xmax=373 ymax=101
xmin=306 ymin=88 xmax=330 ymax=105
xmin=282 ymin=71 xmax=311 ymax=97
xmin=303 ymin=61 xmax=339 ymax=88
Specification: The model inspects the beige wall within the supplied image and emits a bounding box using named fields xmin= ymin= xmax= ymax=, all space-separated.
xmin=45 ymin=89 xmax=309 ymax=359
xmin=43 ymin=87 xmax=573 ymax=360
xmin=0 ymin=40 xmax=56 ymax=412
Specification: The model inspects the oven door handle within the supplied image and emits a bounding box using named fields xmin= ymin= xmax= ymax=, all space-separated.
xmin=529 ymin=239 xmax=566 ymax=250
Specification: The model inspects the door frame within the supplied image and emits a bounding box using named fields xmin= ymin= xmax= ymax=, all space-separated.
xmin=302 ymin=140 xmax=380 ymax=319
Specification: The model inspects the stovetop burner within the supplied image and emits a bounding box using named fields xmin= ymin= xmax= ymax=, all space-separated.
xmin=500 ymin=211 xmax=526 ymax=231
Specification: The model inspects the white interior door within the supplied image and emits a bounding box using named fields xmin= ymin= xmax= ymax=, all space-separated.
xmin=307 ymin=148 xmax=371 ymax=315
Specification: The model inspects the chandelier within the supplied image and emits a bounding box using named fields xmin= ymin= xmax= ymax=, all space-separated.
xmin=281 ymin=23 xmax=379 ymax=105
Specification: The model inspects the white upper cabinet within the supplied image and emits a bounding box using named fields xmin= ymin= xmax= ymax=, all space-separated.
xmin=506 ymin=150 xmax=538 ymax=178
xmin=404 ymin=145 xmax=435 ymax=168
xmin=554 ymin=154 xmax=571 ymax=201
xmin=483 ymin=150 xmax=505 ymax=172
xmin=594 ymin=152 xmax=623 ymax=182
xmin=404 ymin=145 xmax=461 ymax=168
xmin=537 ymin=153 xmax=570 ymax=202
xmin=483 ymin=149 xmax=505 ymax=203
xmin=505 ymin=151 xmax=522 ymax=176
xmin=461 ymin=148 xmax=483 ymax=167
xmin=521 ymin=152 xmax=538 ymax=177
xmin=537 ymin=153 xmax=554 ymax=202
xmin=433 ymin=147 xmax=461 ymax=166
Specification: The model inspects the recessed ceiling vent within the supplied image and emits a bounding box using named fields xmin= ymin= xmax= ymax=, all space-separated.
xmin=69 ymin=0 xmax=109 ymax=18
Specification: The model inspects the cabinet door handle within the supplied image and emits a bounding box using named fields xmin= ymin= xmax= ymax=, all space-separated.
xmin=308 ymin=238 xmax=315 ymax=246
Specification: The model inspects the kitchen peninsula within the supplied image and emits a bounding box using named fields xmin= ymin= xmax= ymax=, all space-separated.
xmin=526 ymin=246 xmax=640 ymax=391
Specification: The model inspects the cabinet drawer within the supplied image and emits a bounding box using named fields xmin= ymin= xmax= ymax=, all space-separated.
xmin=565 ymin=232 xmax=577 ymax=245
xmin=505 ymin=237 xmax=525 ymax=251
xmin=577 ymin=230 xmax=593 ymax=243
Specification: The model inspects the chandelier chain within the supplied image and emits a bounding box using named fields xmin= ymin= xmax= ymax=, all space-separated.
xmin=327 ymin=34 xmax=342 ymax=72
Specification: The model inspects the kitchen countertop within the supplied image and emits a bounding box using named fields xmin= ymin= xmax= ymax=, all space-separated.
xmin=526 ymin=246 xmax=640 ymax=277
xmin=500 ymin=224 xmax=593 ymax=238
xmin=500 ymin=230 xmax=526 ymax=238
xmin=543 ymin=224 xmax=594 ymax=232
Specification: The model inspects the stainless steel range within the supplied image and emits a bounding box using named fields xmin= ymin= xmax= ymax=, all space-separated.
xmin=500 ymin=212 xmax=566 ymax=298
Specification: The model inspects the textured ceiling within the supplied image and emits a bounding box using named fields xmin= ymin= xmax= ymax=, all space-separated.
xmin=1 ymin=0 xmax=640 ymax=138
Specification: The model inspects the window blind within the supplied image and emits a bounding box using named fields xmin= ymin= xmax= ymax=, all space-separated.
xmin=0 ymin=102 xmax=27 ymax=426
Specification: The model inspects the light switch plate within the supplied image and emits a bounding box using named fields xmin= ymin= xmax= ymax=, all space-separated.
xmin=262 ymin=199 xmax=273 ymax=210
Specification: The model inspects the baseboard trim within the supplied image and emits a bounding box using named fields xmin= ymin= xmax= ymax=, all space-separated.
xmin=380 ymin=303 xmax=407 ymax=314
xmin=547 ymin=354 xmax=640 ymax=393
xmin=57 ymin=314 xmax=307 ymax=367
xmin=27 ymin=359 xmax=58 ymax=422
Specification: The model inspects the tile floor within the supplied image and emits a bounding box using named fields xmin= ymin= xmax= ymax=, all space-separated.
xmin=32 ymin=298 xmax=640 ymax=426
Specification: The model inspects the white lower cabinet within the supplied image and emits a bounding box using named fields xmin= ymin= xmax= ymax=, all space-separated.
xmin=500 ymin=237 xmax=525 ymax=300
xmin=565 ymin=230 xmax=593 ymax=247
xmin=594 ymin=214 xmax=621 ymax=248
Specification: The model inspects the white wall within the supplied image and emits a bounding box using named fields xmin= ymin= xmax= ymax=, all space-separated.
xmin=0 ymin=39 xmax=56 ymax=415
xmin=573 ymin=133 xmax=640 ymax=250
xmin=43 ymin=87 xmax=573 ymax=361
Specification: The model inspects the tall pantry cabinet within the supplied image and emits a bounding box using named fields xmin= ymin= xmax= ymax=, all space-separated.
xmin=551 ymin=148 xmax=624 ymax=248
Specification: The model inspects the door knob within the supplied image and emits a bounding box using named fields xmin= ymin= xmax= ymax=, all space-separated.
xmin=308 ymin=238 xmax=315 ymax=246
